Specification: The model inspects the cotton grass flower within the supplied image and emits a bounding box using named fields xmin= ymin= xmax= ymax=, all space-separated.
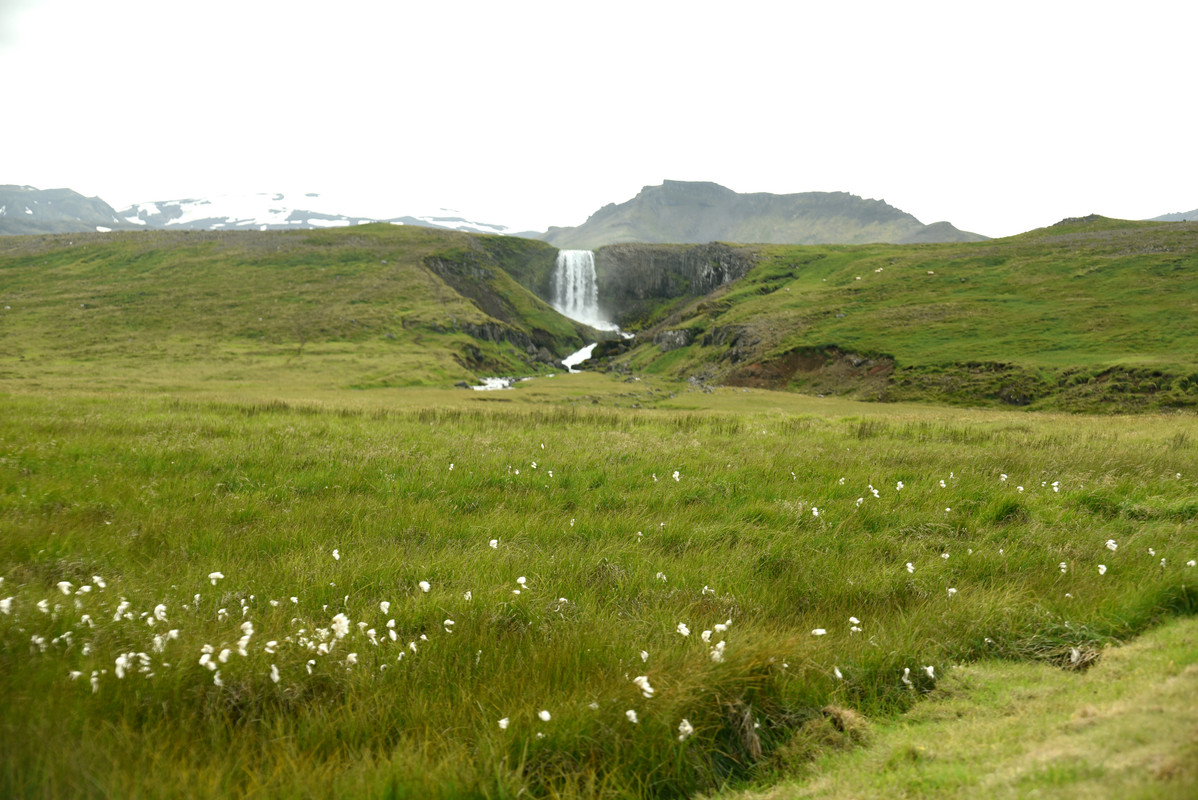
xmin=332 ymin=549 xmax=340 ymax=561
xmin=418 ymin=581 xmax=430 ymax=593
xmin=208 ymin=572 xmax=224 ymax=585
xmin=640 ymin=650 xmax=649 ymax=662
xmin=924 ymin=665 xmax=935 ymax=679
xmin=676 ymin=622 xmax=690 ymax=636
xmin=678 ymin=719 xmax=694 ymax=740
xmin=538 ymin=709 xmax=551 ymax=722
xmin=56 ymin=581 xmax=73 ymax=595
xmin=906 ymin=562 xmax=915 ymax=574
xmin=812 ymin=628 xmax=827 ymax=636
xmin=1098 ymin=564 xmax=1107 ymax=575
xmin=489 ymin=539 xmax=498 ymax=549
xmin=379 ymin=601 xmax=390 ymax=614
xmin=270 ymin=664 xmax=280 ymax=683
xmin=1106 ymin=539 xmax=1118 ymax=552
xmin=498 ymin=717 xmax=509 ymax=730
xmin=632 ymin=675 xmax=655 ymax=698
xmin=625 ymin=709 xmax=639 ymax=724
xmin=947 ymin=587 xmax=958 ymax=597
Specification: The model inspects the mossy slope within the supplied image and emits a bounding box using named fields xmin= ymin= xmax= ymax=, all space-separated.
xmin=0 ymin=224 xmax=586 ymax=389
xmin=609 ymin=217 xmax=1198 ymax=411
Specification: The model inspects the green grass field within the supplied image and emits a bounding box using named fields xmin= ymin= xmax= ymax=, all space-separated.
xmin=1 ymin=222 xmax=1196 ymax=798
xmin=1 ymin=376 xmax=1195 ymax=798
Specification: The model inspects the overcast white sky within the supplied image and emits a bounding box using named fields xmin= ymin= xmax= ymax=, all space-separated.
xmin=2 ymin=0 xmax=1194 ymax=236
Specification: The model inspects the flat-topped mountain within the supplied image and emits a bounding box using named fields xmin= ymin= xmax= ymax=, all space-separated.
xmin=540 ymin=180 xmax=988 ymax=249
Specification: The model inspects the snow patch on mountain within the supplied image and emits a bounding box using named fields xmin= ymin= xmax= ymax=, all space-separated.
xmin=118 ymin=192 xmax=532 ymax=236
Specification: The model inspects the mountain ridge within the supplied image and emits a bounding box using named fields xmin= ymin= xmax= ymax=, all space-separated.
xmin=540 ymin=180 xmax=989 ymax=248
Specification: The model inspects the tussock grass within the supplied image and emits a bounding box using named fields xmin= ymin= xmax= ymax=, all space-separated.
xmin=0 ymin=385 xmax=1195 ymax=798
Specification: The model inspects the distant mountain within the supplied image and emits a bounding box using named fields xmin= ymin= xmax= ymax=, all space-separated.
xmin=540 ymin=181 xmax=988 ymax=249
xmin=0 ymin=186 xmax=533 ymax=237
xmin=0 ymin=185 xmax=139 ymax=235
xmin=1149 ymin=208 xmax=1198 ymax=222
xmin=117 ymin=192 xmax=535 ymax=236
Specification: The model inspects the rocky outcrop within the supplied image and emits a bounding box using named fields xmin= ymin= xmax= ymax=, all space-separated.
xmin=653 ymin=329 xmax=693 ymax=352
xmin=593 ymin=242 xmax=758 ymax=326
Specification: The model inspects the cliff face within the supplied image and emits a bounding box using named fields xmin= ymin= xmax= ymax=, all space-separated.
xmin=541 ymin=180 xmax=987 ymax=249
xmin=594 ymin=242 xmax=757 ymax=326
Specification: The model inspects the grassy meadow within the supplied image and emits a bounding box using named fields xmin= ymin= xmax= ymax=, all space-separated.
xmin=622 ymin=218 xmax=1198 ymax=411
xmin=1 ymin=376 xmax=1196 ymax=798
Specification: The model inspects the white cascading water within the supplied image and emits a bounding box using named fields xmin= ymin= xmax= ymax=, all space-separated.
xmin=551 ymin=249 xmax=630 ymax=372
xmin=552 ymin=250 xmax=612 ymax=330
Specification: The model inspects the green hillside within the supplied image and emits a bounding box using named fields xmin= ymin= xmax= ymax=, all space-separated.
xmin=0 ymin=224 xmax=589 ymax=393
xmin=605 ymin=217 xmax=1198 ymax=411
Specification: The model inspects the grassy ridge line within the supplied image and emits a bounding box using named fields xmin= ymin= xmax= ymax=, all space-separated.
xmin=721 ymin=615 xmax=1198 ymax=800
xmin=1 ymin=383 xmax=1195 ymax=798
xmin=618 ymin=218 xmax=1198 ymax=411
xmin=0 ymin=225 xmax=585 ymax=389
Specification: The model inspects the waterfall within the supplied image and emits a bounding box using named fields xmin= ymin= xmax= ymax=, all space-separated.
xmin=552 ymin=250 xmax=612 ymax=330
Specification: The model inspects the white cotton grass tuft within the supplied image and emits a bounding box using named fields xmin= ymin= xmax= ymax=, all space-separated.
xmin=498 ymin=717 xmax=509 ymax=730
xmin=332 ymin=549 xmax=340 ymax=561
xmin=1098 ymin=564 xmax=1107 ymax=575
xmin=632 ymin=675 xmax=655 ymax=698
xmin=1106 ymin=539 xmax=1118 ymax=552
xmin=676 ymin=622 xmax=690 ymax=636
xmin=489 ymin=539 xmax=498 ymax=549
xmin=418 ymin=581 xmax=430 ymax=593
xmin=678 ymin=719 xmax=694 ymax=740
xmin=208 ymin=572 xmax=224 ymax=585
xmin=812 ymin=628 xmax=827 ymax=636
xmin=538 ymin=709 xmax=551 ymax=722
xmin=625 ymin=709 xmax=639 ymax=724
